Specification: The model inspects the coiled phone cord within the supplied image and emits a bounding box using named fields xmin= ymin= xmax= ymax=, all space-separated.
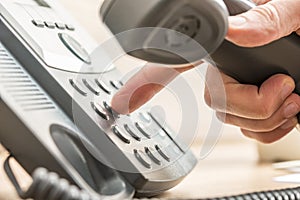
xmin=4 ymin=155 xmax=300 ymax=200
xmin=4 ymin=155 xmax=99 ymax=200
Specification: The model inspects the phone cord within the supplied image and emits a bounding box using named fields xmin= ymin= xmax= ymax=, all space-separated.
xmin=4 ymin=155 xmax=100 ymax=200
xmin=135 ymin=186 xmax=300 ymax=200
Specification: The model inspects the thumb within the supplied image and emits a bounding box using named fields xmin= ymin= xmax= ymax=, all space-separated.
xmin=227 ymin=0 xmax=300 ymax=47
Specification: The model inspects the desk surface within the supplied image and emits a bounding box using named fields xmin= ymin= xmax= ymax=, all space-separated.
xmin=0 ymin=141 xmax=298 ymax=200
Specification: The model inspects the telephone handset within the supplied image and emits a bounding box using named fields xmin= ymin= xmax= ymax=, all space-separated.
xmin=0 ymin=0 xmax=197 ymax=198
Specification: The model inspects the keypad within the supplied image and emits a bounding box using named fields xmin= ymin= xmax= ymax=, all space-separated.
xmin=155 ymin=145 xmax=170 ymax=162
xmin=69 ymin=76 xmax=177 ymax=170
xmin=69 ymin=79 xmax=87 ymax=96
xmin=135 ymin=122 xmax=151 ymax=139
xmin=91 ymin=102 xmax=109 ymax=120
xmin=112 ymin=126 xmax=130 ymax=144
xmin=134 ymin=149 xmax=151 ymax=169
xmin=124 ymin=124 xmax=141 ymax=141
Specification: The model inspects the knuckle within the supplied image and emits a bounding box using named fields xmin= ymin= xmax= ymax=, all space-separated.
xmin=255 ymin=102 xmax=273 ymax=119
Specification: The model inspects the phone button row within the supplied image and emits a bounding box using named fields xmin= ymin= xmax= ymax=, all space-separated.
xmin=134 ymin=149 xmax=151 ymax=169
xmin=32 ymin=20 xmax=75 ymax=31
xmin=112 ymin=126 xmax=130 ymax=144
xmin=70 ymin=78 xmax=114 ymax=96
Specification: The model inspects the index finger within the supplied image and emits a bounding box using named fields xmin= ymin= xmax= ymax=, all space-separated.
xmin=111 ymin=63 xmax=194 ymax=114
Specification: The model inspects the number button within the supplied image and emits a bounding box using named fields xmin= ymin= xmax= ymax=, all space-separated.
xmin=91 ymin=102 xmax=109 ymax=120
xmin=134 ymin=149 xmax=151 ymax=169
xmin=155 ymin=145 xmax=170 ymax=162
xmin=82 ymin=79 xmax=100 ymax=95
xmin=135 ymin=122 xmax=151 ymax=139
xmin=69 ymin=79 xmax=87 ymax=96
xmin=124 ymin=124 xmax=141 ymax=141
xmin=95 ymin=79 xmax=111 ymax=94
xmin=145 ymin=147 xmax=161 ymax=165
xmin=112 ymin=126 xmax=130 ymax=144
xmin=110 ymin=80 xmax=123 ymax=90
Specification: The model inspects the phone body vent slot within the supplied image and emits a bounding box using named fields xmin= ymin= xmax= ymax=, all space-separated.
xmin=0 ymin=44 xmax=55 ymax=111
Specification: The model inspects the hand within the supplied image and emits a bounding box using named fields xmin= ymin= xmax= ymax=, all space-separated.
xmin=203 ymin=0 xmax=300 ymax=143
xmin=205 ymin=66 xmax=300 ymax=144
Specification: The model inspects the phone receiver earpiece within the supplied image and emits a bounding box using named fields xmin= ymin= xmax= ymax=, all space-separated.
xmin=100 ymin=0 xmax=229 ymax=65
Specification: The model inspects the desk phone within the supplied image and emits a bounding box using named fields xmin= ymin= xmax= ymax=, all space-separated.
xmin=0 ymin=0 xmax=197 ymax=199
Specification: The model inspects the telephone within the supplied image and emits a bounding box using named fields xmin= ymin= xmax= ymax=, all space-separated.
xmin=0 ymin=0 xmax=197 ymax=199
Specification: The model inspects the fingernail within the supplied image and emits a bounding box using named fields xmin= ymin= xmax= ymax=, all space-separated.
xmin=229 ymin=16 xmax=247 ymax=26
xmin=284 ymin=103 xmax=299 ymax=119
xmin=280 ymin=118 xmax=297 ymax=130
xmin=281 ymin=83 xmax=294 ymax=99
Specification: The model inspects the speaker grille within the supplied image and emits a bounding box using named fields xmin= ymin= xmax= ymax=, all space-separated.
xmin=0 ymin=43 xmax=55 ymax=111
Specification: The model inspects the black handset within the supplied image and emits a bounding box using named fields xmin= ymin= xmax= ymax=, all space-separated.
xmin=211 ymin=0 xmax=300 ymax=94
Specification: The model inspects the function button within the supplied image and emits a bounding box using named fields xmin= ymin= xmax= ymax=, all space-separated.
xmin=91 ymin=102 xmax=109 ymax=120
xmin=69 ymin=79 xmax=87 ymax=96
xmin=135 ymin=122 xmax=151 ymax=139
xmin=66 ymin=24 xmax=75 ymax=31
xmin=145 ymin=147 xmax=161 ymax=165
xmin=32 ymin=20 xmax=45 ymax=28
xmin=155 ymin=145 xmax=170 ymax=162
xmin=134 ymin=149 xmax=151 ymax=169
xmin=112 ymin=126 xmax=130 ymax=144
xmin=124 ymin=124 xmax=141 ymax=141
xmin=58 ymin=33 xmax=91 ymax=64
xmin=45 ymin=21 xmax=56 ymax=29
xmin=110 ymin=80 xmax=123 ymax=90
xmin=82 ymin=79 xmax=100 ymax=95
xmin=95 ymin=79 xmax=111 ymax=94
xmin=55 ymin=22 xmax=66 ymax=30
xmin=139 ymin=112 xmax=152 ymax=123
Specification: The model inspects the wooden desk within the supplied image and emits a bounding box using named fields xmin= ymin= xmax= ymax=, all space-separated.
xmin=0 ymin=140 xmax=298 ymax=200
